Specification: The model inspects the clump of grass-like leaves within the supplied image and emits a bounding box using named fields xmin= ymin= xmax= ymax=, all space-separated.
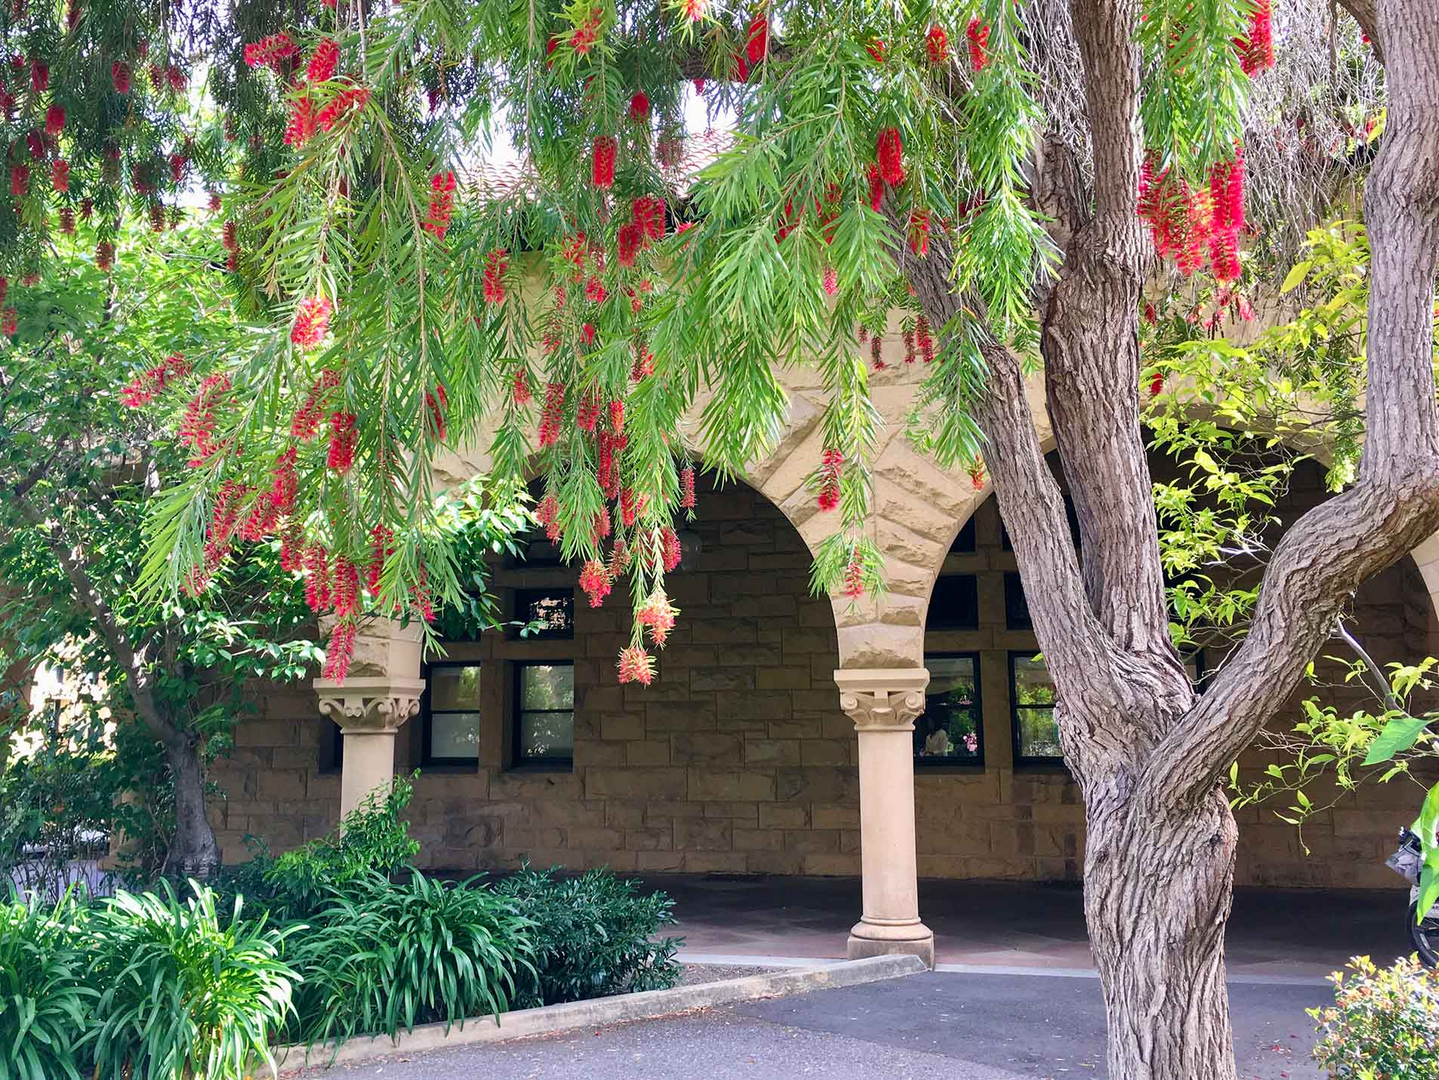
xmin=0 ymin=891 xmax=95 ymax=1080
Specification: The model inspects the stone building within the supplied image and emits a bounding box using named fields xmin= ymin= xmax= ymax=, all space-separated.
xmin=211 ymin=351 xmax=1439 ymax=967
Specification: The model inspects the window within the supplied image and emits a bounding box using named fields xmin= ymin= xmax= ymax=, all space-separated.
xmin=915 ymin=653 xmax=983 ymax=765
xmin=514 ymin=661 xmax=575 ymax=766
xmin=512 ymin=589 xmax=574 ymax=639
xmin=1004 ymin=572 xmax=1032 ymax=631
xmin=950 ymin=517 xmax=976 ymax=553
xmin=1010 ymin=652 xmax=1062 ymax=765
xmin=1184 ymin=649 xmax=1207 ymax=690
xmin=926 ymin=575 xmax=979 ymax=631
xmin=423 ymin=663 xmax=482 ymax=765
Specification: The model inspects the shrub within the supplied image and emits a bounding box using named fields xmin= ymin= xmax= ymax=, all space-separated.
xmin=258 ymin=774 xmax=420 ymax=919
xmin=288 ymin=872 xmax=534 ymax=1046
xmin=1310 ymin=954 xmax=1439 ymax=1079
xmin=496 ymin=865 xmax=682 ymax=1006
xmin=87 ymin=881 xmax=299 ymax=1080
xmin=0 ymin=892 xmax=95 ymax=1080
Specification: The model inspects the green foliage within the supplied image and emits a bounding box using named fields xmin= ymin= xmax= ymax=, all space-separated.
xmin=496 ymin=864 xmax=682 ymax=1007
xmin=288 ymin=872 xmax=533 ymax=1046
xmin=255 ymin=773 xmax=421 ymax=920
xmin=1310 ymin=955 xmax=1439 ymax=1080
xmin=0 ymin=893 xmax=95 ymax=1080
xmin=87 ymin=881 xmax=299 ymax=1080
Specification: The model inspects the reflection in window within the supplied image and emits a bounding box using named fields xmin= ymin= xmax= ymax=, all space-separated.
xmin=515 ymin=662 xmax=575 ymax=765
xmin=514 ymin=589 xmax=575 ymax=639
xmin=1011 ymin=652 xmax=1062 ymax=764
xmin=926 ymin=575 xmax=979 ymax=631
xmin=425 ymin=663 xmax=481 ymax=764
xmin=915 ymin=654 xmax=983 ymax=765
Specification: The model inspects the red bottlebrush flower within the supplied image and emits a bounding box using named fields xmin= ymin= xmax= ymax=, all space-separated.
xmin=908 ymin=210 xmax=931 ymax=256
xmin=410 ymin=567 xmax=436 ymax=622
xmin=291 ymin=296 xmax=333 ymax=349
xmin=608 ymin=399 xmax=625 ymax=435
xmin=307 ymin=38 xmax=339 ymax=83
xmin=871 ymin=334 xmax=885 ymax=371
xmin=866 ymin=39 xmax=886 ymax=63
xmin=579 ymin=559 xmax=611 ymax=607
xmin=965 ymin=19 xmax=989 ymax=72
xmin=24 ymin=130 xmax=43 ymax=160
xmin=916 ymin=314 xmax=934 ymax=363
xmin=322 ymin=619 xmax=356 ymax=681
xmin=903 ymin=328 xmax=916 ymax=363
xmin=822 ymin=265 xmax=838 ymax=297
xmin=366 ymin=523 xmax=394 ymax=591
xmin=592 ymin=136 xmax=617 ymax=189
xmin=584 ymin=275 xmax=608 ymax=304
xmin=660 ymin=527 xmax=682 ymax=573
xmin=581 ymin=322 xmax=597 ymax=348
xmin=637 ymin=588 xmax=677 ymax=644
xmin=148 ymin=62 xmax=163 ymax=91
xmin=1238 ymin=0 xmax=1274 ymax=75
xmin=244 ymin=33 xmax=299 ymax=72
xmin=927 ymin=24 xmax=950 ymax=65
xmin=620 ymin=487 xmax=638 ymax=527
xmin=425 ymin=384 xmax=448 ymax=442
xmin=8 ymin=164 xmax=26 ymax=197
xmin=969 ymin=464 xmax=986 ymax=491
xmin=538 ymin=381 xmax=566 ymax=447
xmin=692 ymin=77 xmax=705 ymax=95
xmin=30 ymin=59 xmax=46 ymax=93
xmin=179 ymin=373 xmax=230 ymax=461
xmin=208 ymin=191 xmax=222 ymax=212
xmin=50 ymin=159 xmax=68 ymax=193
xmin=268 ymin=446 xmax=298 ymax=512
xmin=1149 ymin=369 xmax=1165 ymax=398
xmin=332 ymin=556 xmax=360 ymax=616
xmin=95 ymin=240 xmax=114 ymax=272
xmin=284 ymin=96 xmax=318 ymax=148
xmin=1208 ymin=228 xmax=1241 ymax=283
xmin=280 ymin=520 xmax=304 ymax=572
xmin=683 ymin=0 xmax=705 ymax=21
xmin=302 ymin=543 xmax=332 ymax=612
xmin=571 ymin=7 xmax=603 ymax=53
xmin=631 ymin=342 xmax=655 ymax=381
xmin=512 ymin=368 xmax=532 ymax=405
xmin=0 ymin=306 xmax=15 ymax=337
xmin=79 ymin=197 xmax=92 ymax=219
xmin=1237 ymin=294 xmax=1256 ymax=322
xmin=867 ymin=163 xmax=885 ymax=212
xmin=617 ymin=222 xmax=642 ymax=267
xmin=1144 ymin=301 xmax=1157 ymax=325
xmin=618 ymin=645 xmax=655 ymax=686
xmin=536 ymin=493 xmax=562 ymax=542
xmin=591 ymin=505 xmax=612 ymax=543
xmin=843 ymin=550 xmax=866 ymax=599
xmin=876 ymin=128 xmax=904 ymax=186
xmin=165 ymin=64 xmax=186 ymax=93
xmin=424 ymin=170 xmax=456 ymax=241
xmin=327 ymin=411 xmax=357 ymax=472
xmin=111 ymin=60 xmax=130 ymax=93
xmin=57 ymin=206 xmax=74 ymax=234
xmin=746 ymin=16 xmax=769 ymax=65
xmin=679 ymin=464 xmax=696 ymax=510
xmin=483 ymin=248 xmax=508 ymax=303
xmin=1210 ymin=148 xmax=1246 ymax=233
xmin=226 ymin=252 xmax=239 ymax=273
xmin=317 ymin=85 xmax=370 ymax=131
xmin=223 ymin=221 xmax=239 ymax=252
xmin=576 ymin=393 xmax=600 ymax=432
xmin=148 ymin=202 xmax=167 ymax=233
xmin=44 ymin=104 xmax=63 ymax=136
xmin=732 ymin=52 xmax=750 ymax=82
xmin=0 ymin=277 xmax=8 ymax=306
xmin=629 ymin=91 xmax=650 ymax=121
xmin=169 ymin=153 xmax=186 ymax=184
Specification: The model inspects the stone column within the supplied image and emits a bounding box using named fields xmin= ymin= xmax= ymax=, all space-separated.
xmin=834 ymin=666 xmax=934 ymax=968
xmin=313 ymin=618 xmax=426 ymax=820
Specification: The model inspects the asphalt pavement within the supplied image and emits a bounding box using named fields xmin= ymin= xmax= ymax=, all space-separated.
xmin=288 ymin=970 xmax=1326 ymax=1079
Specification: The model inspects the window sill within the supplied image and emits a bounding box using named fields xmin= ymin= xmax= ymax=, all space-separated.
xmin=506 ymin=763 xmax=575 ymax=775
xmin=419 ymin=762 xmax=482 ymax=774
xmin=913 ymin=761 xmax=987 ymax=775
xmin=1013 ymin=761 xmax=1073 ymax=777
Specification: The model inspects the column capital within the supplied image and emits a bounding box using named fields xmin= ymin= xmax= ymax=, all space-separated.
xmin=833 ymin=668 xmax=930 ymax=732
xmin=313 ymin=676 xmax=426 ymax=733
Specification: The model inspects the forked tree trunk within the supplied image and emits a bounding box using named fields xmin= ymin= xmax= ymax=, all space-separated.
xmin=1085 ymin=777 xmax=1239 ymax=1080
xmin=162 ymin=734 xmax=221 ymax=879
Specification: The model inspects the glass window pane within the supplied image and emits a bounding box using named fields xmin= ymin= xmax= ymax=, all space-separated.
xmin=517 ymin=590 xmax=574 ymax=638
xmin=1012 ymin=655 xmax=1056 ymax=706
xmin=927 ymin=576 xmax=979 ymax=630
xmin=429 ymin=711 xmax=480 ymax=760
xmin=430 ymin=665 xmax=482 ymax=711
xmin=519 ymin=710 xmax=574 ymax=760
xmin=916 ymin=655 xmax=981 ymax=761
xmin=520 ymin=664 xmax=574 ymax=711
xmin=1016 ymin=708 xmax=1062 ymax=760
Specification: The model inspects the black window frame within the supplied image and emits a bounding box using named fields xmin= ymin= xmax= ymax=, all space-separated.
xmin=512 ymin=660 xmax=576 ymax=768
xmin=915 ymin=651 xmax=985 ymax=767
xmin=511 ymin=588 xmax=576 ymax=640
xmin=1009 ymin=650 xmax=1065 ymax=768
xmin=926 ymin=574 xmax=980 ymax=631
xmin=421 ymin=661 xmax=484 ymax=767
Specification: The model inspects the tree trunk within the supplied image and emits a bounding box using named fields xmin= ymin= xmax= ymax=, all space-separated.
xmin=162 ymin=735 xmax=221 ymax=879
xmin=1085 ymin=777 xmax=1239 ymax=1080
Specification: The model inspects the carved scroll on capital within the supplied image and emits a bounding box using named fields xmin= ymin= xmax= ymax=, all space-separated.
xmin=833 ymin=668 xmax=931 ymax=733
xmin=313 ymin=676 xmax=426 ymax=733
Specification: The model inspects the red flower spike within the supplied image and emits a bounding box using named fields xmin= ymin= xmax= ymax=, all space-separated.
xmin=95 ymin=241 xmax=114 ymax=272
xmin=425 ymin=384 xmax=448 ymax=442
xmin=617 ymin=222 xmax=642 ymax=267
xmin=291 ymin=296 xmax=333 ymax=349
xmin=576 ymin=393 xmax=601 ymax=432
xmin=581 ymin=322 xmax=597 ymax=347
xmin=916 ymin=314 xmax=934 ymax=364
xmin=680 ymin=464 xmax=697 ymax=510
xmin=746 ymin=16 xmax=769 ymax=65
xmin=969 ymin=465 xmax=986 ymax=491
xmin=876 ymin=128 xmax=904 ymax=186
xmin=283 ymin=97 xmax=318 ymax=148
xmin=866 ymin=39 xmax=886 ymax=63
xmin=867 ymin=164 xmax=885 ymax=212
xmin=817 ymin=447 xmax=843 ymax=512
xmin=620 ymin=488 xmax=638 ymax=527
xmin=592 ymin=136 xmax=617 ymax=190
xmin=111 ymin=60 xmax=130 ymax=94
xmin=9 ymin=164 xmax=26 ymax=197
xmin=538 ymin=381 xmax=567 ymax=447
xmin=608 ymin=399 xmax=625 ymax=435
xmin=365 ymin=524 xmax=394 ymax=591
xmin=57 ymin=206 xmax=74 ymax=234
xmin=303 ymin=544 xmax=332 ymax=612
xmin=223 ymin=221 xmax=239 ymax=251
xmin=871 ymin=334 xmax=885 ymax=371
xmin=629 ymin=91 xmax=650 ymax=121
xmin=44 ymin=105 xmax=63 ymax=136
xmin=579 ymin=559 xmax=612 ymax=607
xmin=965 ymin=19 xmax=989 ymax=72
xmin=323 ymin=619 xmax=356 ymax=681
xmin=307 ymin=38 xmax=339 ymax=83
xmin=50 ymin=159 xmax=68 ymax=192
xmin=30 ymin=59 xmax=46 ymax=93
xmin=512 ymin=368 xmax=532 ymax=405
xmin=660 ymin=528 xmax=682 ymax=573
xmin=927 ymin=24 xmax=950 ymax=65
xmin=179 ymin=374 xmax=230 ymax=463
xmin=843 ymin=551 xmax=866 ymax=599
xmin=327 ymin=411 xmax=357 ymax=472
xmin=483 ymin=249 xmax=508 ymax=303
xmin=823 ymin=265 xmax=838 ymax=297
xmin=584 ymin=276 xmax=609 ymax=304
xmin=908 ymin=210 xmax=931 ymax=256
xmin=1238 ymin=0 xmax=1274 ymax=75
xmin=637 ymin=589 xmax=678 ymax=645
xmin=1 ymin=306 xmax=15 ymax=337
xmin=683 ymin=0 xmax=705 ymax=21
xmin=618 ymin=645 xmax=655 ymax=686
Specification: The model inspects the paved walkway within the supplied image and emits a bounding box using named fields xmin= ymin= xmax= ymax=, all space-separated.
xmin=642 ymin=874 xmax=1405 ymax=980
xmin=299 ymin=970 xmax=1325 ymax=1079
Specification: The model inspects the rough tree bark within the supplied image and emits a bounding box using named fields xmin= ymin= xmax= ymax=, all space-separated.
xmin=904 ymin=0 xmax=1439 ymax=1076
xmin=11 ymin=496 xmax=223 ymax=878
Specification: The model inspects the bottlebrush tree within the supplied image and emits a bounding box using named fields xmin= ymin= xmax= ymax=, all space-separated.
xmin=0 ymin=0 xmax=1434 ymax=1075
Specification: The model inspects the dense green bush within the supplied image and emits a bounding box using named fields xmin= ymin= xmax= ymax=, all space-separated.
xmin=1310 ymin=955 xmax=1439 ymax=1079
xmin=497 ymin=865 xmax=682 ymax=1006
xmin=289 ymin=871 xmax=534 ymax=1046
xmin=87 ymin=882 xmax=299 ymax=1080
xmin=0 ymin=893 xmax=94 ymax=1080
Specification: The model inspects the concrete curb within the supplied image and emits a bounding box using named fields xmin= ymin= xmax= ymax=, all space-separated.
xmin=276 ymin=953 xmax=927 ymax=1072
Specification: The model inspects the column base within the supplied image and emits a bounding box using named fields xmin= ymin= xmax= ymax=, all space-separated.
xmin=847 ymin=919 xmax=935 ymax=969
